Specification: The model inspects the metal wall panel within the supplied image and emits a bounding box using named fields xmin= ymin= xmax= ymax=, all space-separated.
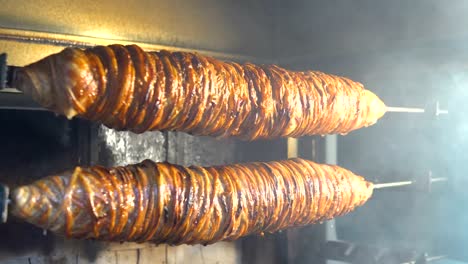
xmin=0 ymin=0 xmax=275 ymax=59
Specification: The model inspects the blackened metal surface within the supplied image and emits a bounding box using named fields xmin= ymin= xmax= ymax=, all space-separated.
xmin=95 ymin=126 xmax=167 ymax=167
xmin=94 ymin=129 xmax=237 ymax=167
xmin=167 ymin=132 xmax=236 ymax=166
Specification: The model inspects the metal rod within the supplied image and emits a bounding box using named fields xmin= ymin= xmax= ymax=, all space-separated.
xmin=437 ymin=109 xmax=449 ymax=115
xmin=6 ymin=65 xmax=18 ymax=88
xmin=435 ymin=101 xmax=449 ymax=116
xmin=373 ymin=176 xmax=448 ymax=190
xmin=0 ymin=106 xmax=48 ymax=111
xmin=426 ymin=255 xmax=447 ymax=262
xmin=431 ymin=177 xmax=448 ymax=183
xmin=386 ymin=102 xmax=448 ymax=115
xmin=373 ymin=181 xmax=413 ymax=189
xmin=386 ymin=106 xmax=425 ymax=113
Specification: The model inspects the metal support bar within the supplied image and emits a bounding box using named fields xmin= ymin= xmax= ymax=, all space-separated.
xmin=0 ymin=52 xmax=19 ymax=90
xmin=0 ymin=90 xmax=44 ymax=111
xmin=0 ymin=53 xmax=6 ymax=89
xmin=0 ymin=184 xmax=9 ymax=223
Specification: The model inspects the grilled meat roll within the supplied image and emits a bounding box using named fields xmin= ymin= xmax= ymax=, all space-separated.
xmin=10 ymin=158 xmax=373 ymax=245
xmin=13 ymin=45 xmax=386 ymax=140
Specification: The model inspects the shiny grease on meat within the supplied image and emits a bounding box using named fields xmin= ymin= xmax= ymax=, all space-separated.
xmin=10 ymin=158 xmax=373 ymax=245
xmin=14 ymin=45 xmax=386 ymax=140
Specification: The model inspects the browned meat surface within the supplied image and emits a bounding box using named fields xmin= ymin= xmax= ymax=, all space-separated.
xmin=10 ymin=158 xmax=373 ymax=245
xmin=13 ymin=45 xmax=386 ymax=140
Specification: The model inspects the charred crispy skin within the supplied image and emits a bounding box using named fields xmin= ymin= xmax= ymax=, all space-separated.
xmin=13 ymin=45 xmax=386 ymax=140
xmin=10 ymin=158 xmax=373 ymax=245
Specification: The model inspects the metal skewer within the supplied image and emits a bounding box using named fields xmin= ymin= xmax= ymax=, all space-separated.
xmin=386 ymin=106 xmax=425 ymax=113
xmin=425 ymin=255 xmax=447 ymax=262
xmin=373 ymin=181 xmax=413 ymax=189
xmin=386 ymin=101 xmax=448 ymax=116
xmin=373 ymin=177 xmax=448 ymax=190
xmin=430 ymin=177 xmax=447 ymax=183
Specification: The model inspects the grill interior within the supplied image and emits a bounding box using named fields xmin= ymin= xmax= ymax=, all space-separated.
xmin=1 ymin=1 xmax=468 ymax=263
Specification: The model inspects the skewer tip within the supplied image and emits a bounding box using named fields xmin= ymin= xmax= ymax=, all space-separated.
xmin=373 ymin=181 xmax=413 ymax=189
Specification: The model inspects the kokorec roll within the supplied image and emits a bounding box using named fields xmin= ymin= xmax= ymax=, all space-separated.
xmin=10 ymin=158 xmax=373 ymax=245
xmin=13 ymin=45 xmax=386 ymax=140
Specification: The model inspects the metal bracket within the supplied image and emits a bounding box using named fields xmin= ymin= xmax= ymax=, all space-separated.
xmin=0 ymin=184 xmax=9 ymax=223
xmin=0 ymin=53 xmax=20 ymax=90
xmin=0 ymin=53 xmax=7 ymax=90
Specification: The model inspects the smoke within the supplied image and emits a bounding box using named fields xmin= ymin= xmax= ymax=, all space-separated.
xmin=277 ymin=0 xmax=468 ymax=262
